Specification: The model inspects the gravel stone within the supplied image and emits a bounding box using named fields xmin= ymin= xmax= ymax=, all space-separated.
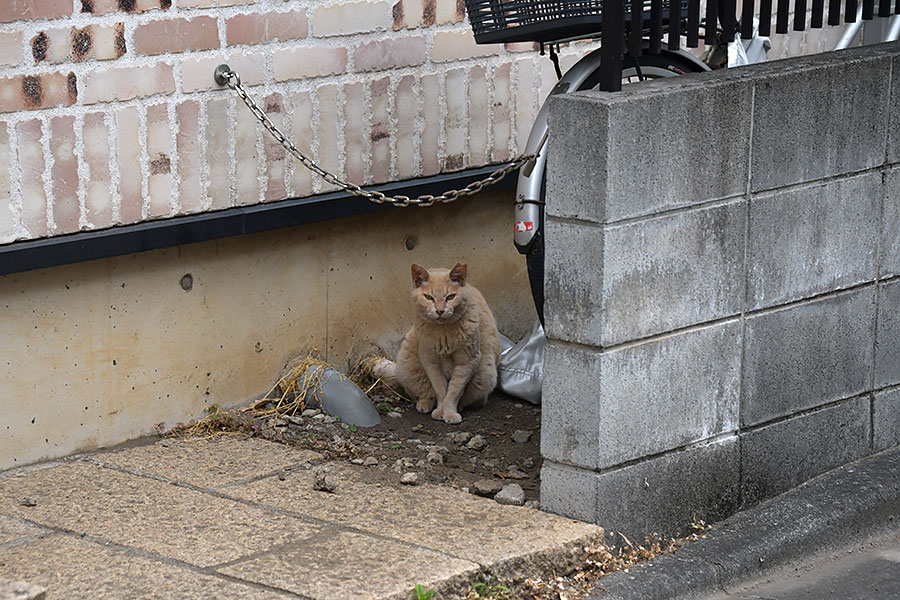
xmin=363 ymin=456 xmax=379 ymax=466
xmin=473 ymin=479 xmax=505 ymax=497
xmin=466 ymin=435 xmax=487 ymax=451
xmin=20 ymin=496 xmax=37 ymax=507
xmin=512 ymin=430 xmax=533 ymax=443
xmin=507 ymin=467 xmax=528 ymax=480
xmin=312 ymin=467 xmax=337 ymax=493
xmin=324 ymin=416 xmax=337 ymax=424
xmin=400 ymin=472 xmax=419 ymax=485
xmin=427 ymin=451 xmax=444 ymax=464
xmin=494 ymin=484 xmax=526 ymax=506
xmin=523 ymin=457 xmax=536 ymax=469
xmin=448 ymin=431 xmax=474 ymax=444
xmin=301 ymin=408 xmax=321 ymax=418
xmin=312 ymin=413 xmax=325 ymax=421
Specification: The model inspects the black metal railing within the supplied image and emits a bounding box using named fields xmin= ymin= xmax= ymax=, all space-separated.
xmin=465 ymin=0 xmax=900 ymax=90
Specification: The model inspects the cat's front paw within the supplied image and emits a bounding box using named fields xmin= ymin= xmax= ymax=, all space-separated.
xmin=416 ymin=398 xmax=435 ymax=414
xmin=430 ymin=407 xmax=444 ymax=421
xmin=442 ymin=411 xmax=462 ymax=425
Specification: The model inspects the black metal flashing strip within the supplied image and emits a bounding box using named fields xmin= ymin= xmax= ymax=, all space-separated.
xmin=0 ymin=165 xmax=516 ymax=277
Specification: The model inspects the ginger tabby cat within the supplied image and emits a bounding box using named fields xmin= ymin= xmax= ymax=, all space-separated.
xmin=374 ymin=263 xmax=501 ymax=424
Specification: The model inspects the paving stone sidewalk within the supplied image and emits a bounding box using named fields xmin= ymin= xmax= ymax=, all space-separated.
xmin=0 ymin=437 xmax=601 ymax=600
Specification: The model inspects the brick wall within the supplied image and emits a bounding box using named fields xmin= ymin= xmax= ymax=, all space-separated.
xmin=0 ymin=0 xmax=593 ymax=245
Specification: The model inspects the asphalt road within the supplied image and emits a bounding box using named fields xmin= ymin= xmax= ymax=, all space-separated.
xmin=700 ymin=529 xmax=900 ymax=600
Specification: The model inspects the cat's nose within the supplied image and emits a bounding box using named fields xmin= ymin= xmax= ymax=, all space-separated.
xmin=436 ymin=309 xmax=444 ymax=315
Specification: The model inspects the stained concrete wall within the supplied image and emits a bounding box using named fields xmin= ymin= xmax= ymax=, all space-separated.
xmin=0 ymin=190 xmax=536 ymax=470
xmin=540 ymin=42 xmax=900 ymax=542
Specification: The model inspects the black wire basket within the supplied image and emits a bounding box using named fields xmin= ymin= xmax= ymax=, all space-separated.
xmin=465 ymin=0 xmax=687 ymax=44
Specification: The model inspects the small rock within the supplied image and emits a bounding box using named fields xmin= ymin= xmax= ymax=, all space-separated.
xmin=278 ymin=470 xmax=288 ymax=481
xmin=411 ymin=424 xmax=423 ymax=432
xmin=400 ymin=472 xmax=419 ymax=485
xmin=285 ymin=415 xmax=304 ymax=425
xmin=515 ymin=403 xmax=524 ymax=409
xmin=301 ymin=408 xmax=321 ymax=418
xmin=426 ymin=451 xmax=444 ymax=465
xmin=387 ymin=411 xmax=403 ymax=419
xmin=312 ymin=413 xmax=325 ymax=421
xmin=466 ymin=435 xmax=486 ymax=451
xmin=0 ymin=580 xmax=46 ymax=600
xmin=507 ymin=467 xmax=528 ymax=480
xmin=350 ymin=458 xmax=365 ymax=465
xmin=482 ymin=459 xmax=497 ymax=469
xmin=512 ymin=430 xmax=533 ymax=444
xmin=523 ymin=457 xmax=536 ymax=469
xmin=323 ymin=415 xmax=337 ymax=424
xmin=363 ymin=456 xmax=379 ymax=466
xmin=430 ymin=445 xmax=450 ymax=455
xmin=312 ymin=467 xmax=336 ymax=493
xmin=524 ymin=500 xmax=540 ymax=510
xmin=447 ymin=431 xmax=473 ymax=444
xmin=416 ymin=460 xmax=426 ymax=468
xmin=473 ymin=479 xmax=505 ymax=497
xmin=20 ymin=496 xmax=37 ymax=507
xmin=494 ymin=484 xmax=525 ymax=506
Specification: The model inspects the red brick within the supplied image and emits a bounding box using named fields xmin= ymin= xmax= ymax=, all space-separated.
xmin=49 ymin=116 xmax=80 ymax=234
xmin=176 ymin=100 xmax=203 ymax=213
xmin=394 ymin=75 xmax=417 ymax=180
xmin=0 ymin=31 xmax=22 ymax=66
xmin=205 ymin=98 xmax=232 ymax=210
xmin=0 ymin=0 xmax=70 ymax=24
xmin=353 ymin=36 xmax=425 ymax=72
xmin=80 ymin=62 xmax=174 ymax=104
xmin=226 ymin=10 xmax=308 ymax=46
xmin=146 ymin=103 xmax=173 ymax=217
xmin=16 ymin=119 xmax=47 ymax=237
xmin=134 ymin=16 xmax=219 ymax=55
xmin=343 ymin=82 xmax=367 ymax=186
xmin=82 ymin=112 xmax=113 ymax=228
xmin=370 ymin=77 xmax=391 ymax=183
xmin=116 ymin=106 xmax=143 ymax=224
xmin=0 ymin=72 xmax=76 ymax=114
xmin=272 ymin=46 xmax=347 ymax=81
xmin=32 ymin=24 xmax=126 ymax=64
xmin=263 ymin=92 xmax=286 ymax=201
xmin=421 ymin=73 xmax=440 ymax=176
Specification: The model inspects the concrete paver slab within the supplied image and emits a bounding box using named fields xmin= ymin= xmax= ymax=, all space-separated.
xmin=94 ymin=436 xmax=321 ymax=488
xmin=226 ymin=465 xmax=602 ymax=578
xmin=220 ymin=528 xmax=481 ymax=600
xmin=0 ymin=534 xmax=294 ymax=599
xmin=0 ymin=461 xmax=324 ymax=568
xmin=0 ymin=517 xmax=44 ymax=547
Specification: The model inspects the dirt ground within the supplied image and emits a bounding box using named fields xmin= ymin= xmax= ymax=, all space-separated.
xmin=281 ymin=390 xmax=543 ymax=503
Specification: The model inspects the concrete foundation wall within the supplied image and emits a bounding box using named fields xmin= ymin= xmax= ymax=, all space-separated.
xmin=0 ymin=190 xmax=535 ymax=469
xmin=541 ymin=43 xmax=900 ymax=542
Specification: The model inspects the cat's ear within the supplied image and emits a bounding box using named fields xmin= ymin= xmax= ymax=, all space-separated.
xmin=449 ymin=263 xmax=467 ymax=286
xmin=411 ymin=264 xmax=430 ymax=288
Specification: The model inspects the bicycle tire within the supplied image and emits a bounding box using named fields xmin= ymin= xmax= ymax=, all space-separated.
xmin=525 ymin=51 xmax=706 ymax=325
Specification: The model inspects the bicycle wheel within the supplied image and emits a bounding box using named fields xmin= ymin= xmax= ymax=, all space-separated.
xmin=523 ymin=50 xmax=706 ymax=324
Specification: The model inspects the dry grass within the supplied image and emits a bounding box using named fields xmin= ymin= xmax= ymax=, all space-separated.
xmin=512 ymin=531 xmax=707 ymax=600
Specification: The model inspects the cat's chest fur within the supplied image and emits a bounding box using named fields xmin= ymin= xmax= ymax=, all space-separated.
xmin=416 ymin=313 xmax=479 ymax=357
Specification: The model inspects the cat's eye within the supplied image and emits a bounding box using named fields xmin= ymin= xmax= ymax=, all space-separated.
xmin=446 ymin=294 xmax=456 ymax=301
xmin=424 ymin=294 xmax=434 ymax=301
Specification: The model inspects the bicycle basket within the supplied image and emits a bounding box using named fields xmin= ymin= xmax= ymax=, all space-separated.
xmin=465 ymin=0 xmax=686 ymax=44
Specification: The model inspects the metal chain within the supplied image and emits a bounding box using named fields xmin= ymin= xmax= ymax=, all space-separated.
xmin=220 ymin=68 xmax=537 ymax=207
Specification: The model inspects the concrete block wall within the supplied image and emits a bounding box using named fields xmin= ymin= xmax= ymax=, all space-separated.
xmin=0 ymin=0 xmax=601 ymax=245
xmin=541 ymin=43 xmax=900 ymax=541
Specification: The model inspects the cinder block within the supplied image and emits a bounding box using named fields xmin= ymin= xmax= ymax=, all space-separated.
xmin=743 ymin=287 xmax=876 ymax=426
xmin=593 ymin=436 xmax=740 ymax=541
xmin=889 ymin=54 xmax=900 ymax=164
xmin=540 ymin=460 xmax=597 ymax=523
xmin=747 ymin=173 xmax=880 ymax=310
xmin=882 ymin=169 xmax=900 ymax=278
xmin=751 ymin=54 xmax=890 ymax=191
xmin=601 ymin=200 xmax=746 ymax=345
xmin=596 ymin=321 xmax=741 ymax=467
xmin=546 ymin=75 xmax=751 ymax=224
xmin=874 ymin=388 xmax=900 ymax=451
xmin=740 ymin=396 xmax=870 ymax=508
xmin=876 ymin=280 xmax=900 ymax=388
xmin=541 ymin=341 xmax=600 ymax=469
xmin=544 ymin=217 xmax=604 ymax=347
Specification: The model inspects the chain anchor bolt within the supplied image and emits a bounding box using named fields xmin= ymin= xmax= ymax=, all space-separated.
xmin=214 ymin=64 xmax=233 ymax=87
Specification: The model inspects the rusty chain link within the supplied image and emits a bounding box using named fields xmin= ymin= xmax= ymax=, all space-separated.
xmin=217 ymin=66 xmax=539 ymax=207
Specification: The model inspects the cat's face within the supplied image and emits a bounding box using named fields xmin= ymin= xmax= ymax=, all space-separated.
xmin=411 ymin=263 xmax=467 ymax=323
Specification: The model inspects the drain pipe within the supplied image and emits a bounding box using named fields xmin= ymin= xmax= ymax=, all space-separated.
xmin=888 ymin=15 xmax=900 ymax=41
xmin=834 ymin=6 xmax=864 ymax=50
